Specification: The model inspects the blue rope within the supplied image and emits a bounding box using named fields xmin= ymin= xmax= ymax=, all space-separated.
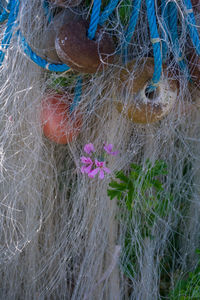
xmin=0 ymin=0 xmax=11 ymax=23
xmin=0 ymin=0 xmax=70 ymax=72
xmin=168 ymin=2 xmax=190 ymax=78
xmin=0 ymin=0 xmax=19 ymax=66
xmin=145 ymin=0 xmax=162 ymax=91
xmin=99 ymin=0 xmax=119 ymax=25
xmin=123 ymin=0 xmax=141 ymax=64
xmin=70 ymin=76 xmax=82 ymax=113
xmin=88 ymin=0 xmax=102 ymax=40
xmin=0 ymin=9 xmax=9 ymax=23
xmin=43 ymin=0 xmax=53 ymax=24
xmin=161 ymin=0 xmax=169 ymax=62
xmin=183 ymin=0 xmax=200 ymax=56
xmin=17 ymin=30 xmax=70 ymax=72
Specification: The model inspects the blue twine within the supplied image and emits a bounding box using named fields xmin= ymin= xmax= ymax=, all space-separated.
xmin=43 ymin=0 xmax=53 ymax=24
xmin=0 ymin=0 xmax=69 ymax=72
xmin=123 ymin=0 xmax=141 ymax=64
xmin=183 ymin=0 xmax=200 ymax=56
xmin=161 ymin=0 xmax=169 ymax=62
xmin=70 ymin=76 xmax=82 ymax=113
xmin=99 ymin=0 xmax=119 ymax=25
xmin=168 ymin=2 xmax=190 ymax=78
xmin=0 ymin=0 xmax=19 ymax=66
xmin=17 ymin=30 xmax=70 ymax=72
xmin=145 ymin=0 xmax=162 ymax=91
xmin=88 ymin=0 xmax=102 ymax=40
xmin=0 ymin=0 xmax=11 ymax=23
xmin=0 ymin=9 xmax=9 ymax=23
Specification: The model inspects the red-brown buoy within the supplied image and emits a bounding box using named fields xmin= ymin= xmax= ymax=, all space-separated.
xmin=41 ymin=93 xmax=82 ymax=144
xmin=55 ymin=20 xmax=115 ymax=73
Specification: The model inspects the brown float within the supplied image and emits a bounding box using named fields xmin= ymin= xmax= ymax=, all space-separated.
xmin=113 ymin=58 xmax=178 ymax=124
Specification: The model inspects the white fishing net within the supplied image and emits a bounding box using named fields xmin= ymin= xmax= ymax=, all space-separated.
xmin=0 ymin=0 xmax=199 ymax=299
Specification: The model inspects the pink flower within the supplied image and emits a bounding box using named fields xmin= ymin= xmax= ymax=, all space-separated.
xmin=80 ymin=156 xmax=93 ymax=174
xmin=104 ymin=144 xmax=119 ymax=156
xmin=84 ymin=143 xmax=95 ymax=155
xmin=88 ymin=159 xmax=111 ymax=179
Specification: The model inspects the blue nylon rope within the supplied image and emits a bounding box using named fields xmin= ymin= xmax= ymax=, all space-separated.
xmin=70 ymin=76 xmax=82 ymax=113
xmin=88 ymin=0 xmax=102 ymax=40
xmin=168 ymin=2 xmax=190 ymax=78
xmin=17 ymin=30 xmax=70 ymax=72
xmin=0 ymin=0 xmax=11 ymax=23
xmin=145 ymin=0 xmax=162 ymax=91
xmin=161 ymin=0 xmax=169 ymax=62
xmin=80 ymin=0 xmax=102 ymax=109
xmin=99 ymin=0 xmax=119 ymax=26
xmin=123 ymin=0 xmax=141 ymax=64
xmin=183 ymin=0 xmax=200 ymax=56
xmin=0 ymin=0 xmax=19 ymax=66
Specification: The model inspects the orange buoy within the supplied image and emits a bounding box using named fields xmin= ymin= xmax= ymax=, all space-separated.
xmin=41 ymin=93 xmax=82 ymax=144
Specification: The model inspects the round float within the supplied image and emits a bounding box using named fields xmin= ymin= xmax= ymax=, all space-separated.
xmin=55 ymin=20 xmax=115 ymax=73
xmin=113 ymin=58 xmax=178 ymax=124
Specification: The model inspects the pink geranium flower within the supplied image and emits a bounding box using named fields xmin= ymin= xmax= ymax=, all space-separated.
xmin=88 ymin=159 xmax=111 ymax=179
xmin=80 ymin=156 xmax=93 ymax=174
xmin=84 ymin=143 xmax=95 ymax=155
xmin=104 ymin=144 xmax=119 ymax=156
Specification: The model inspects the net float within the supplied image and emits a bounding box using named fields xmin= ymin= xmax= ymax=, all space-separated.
xmin=41 ymin=10 xmax=82 ymax=63
xmin=113 ymin=58 xmax=178 ymax=124
xmin=41 ymin=93 xmax=82 ymax=144
xmin=55 ymin=20 xmax=115 ymax=73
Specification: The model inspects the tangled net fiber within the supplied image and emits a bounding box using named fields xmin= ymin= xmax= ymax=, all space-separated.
xmin=0 ymin=0 xmax=200 ymax=299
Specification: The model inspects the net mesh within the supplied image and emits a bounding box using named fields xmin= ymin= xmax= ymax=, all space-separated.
xmin=0 ymin=0 xmax=199 ymax=299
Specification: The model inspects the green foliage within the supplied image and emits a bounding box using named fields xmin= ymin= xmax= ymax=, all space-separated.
xmin=169 ymin=249 xmax=200 ymax=300
xmin=108 ymin=159 xmax=169 ymax=213
xmin=48 ymin=73 xmax=78 ymax=92
xmin=85 ymin=0 xmax=132 ymax=26
xmin=118 ymin=0 xmax=133 ymax=26
xmin=107 ymin=159 xmax=173 ymax=279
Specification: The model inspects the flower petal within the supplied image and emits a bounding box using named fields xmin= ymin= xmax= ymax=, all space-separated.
xmin=104 ymin=144 xmax=118 ymax=156
xmin=81 ymin=156 xmax=93 ymax=164
xmin=104 ymin=144 xmax=113 ymax=153
xmin=110 ymin=151 xmax=119 ymax=156
xmin=103 ymin=166 xmax=111 ymax=174
xmin=84 ymin=143 xmax=95 ymax=154
xmin=88 ymin=168 xmax=99 ymax=178
xmin=99 ymin=169 xmax=104 ymax=179
xmin=84 ymin=164 xmax=93 ymax=174
xmin=81 ymin=166 xmax=86 ymax=174
xmin=95 ymin=159 xmax=104 ymax=167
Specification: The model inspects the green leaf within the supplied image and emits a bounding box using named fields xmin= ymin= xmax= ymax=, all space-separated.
xmin=129 ymin=170 xmax=139 ymax=180
xmin=126 ymin=189 xmax=134 ymax=210
xmin=118 ymin=0 xmax=133 ymax=26
xmin=130 ymin=163 xmax=142 ymax=173
xmin=115 ymin=171 xmax=129 ymax=183
xmin=108 ymin=180 xmax=127 ymax=191
xmin=107 ymin=189 xmax=122 ymax=200
xmin=150 ymin=179 xmax=163 ymax=191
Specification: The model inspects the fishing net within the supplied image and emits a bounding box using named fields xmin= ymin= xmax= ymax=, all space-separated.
xmin=0 ymin=0 xmax=199 ymax=299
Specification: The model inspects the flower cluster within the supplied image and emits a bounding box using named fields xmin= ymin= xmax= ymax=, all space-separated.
xmin=80 ymin=143 xmax=118 ymax=179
